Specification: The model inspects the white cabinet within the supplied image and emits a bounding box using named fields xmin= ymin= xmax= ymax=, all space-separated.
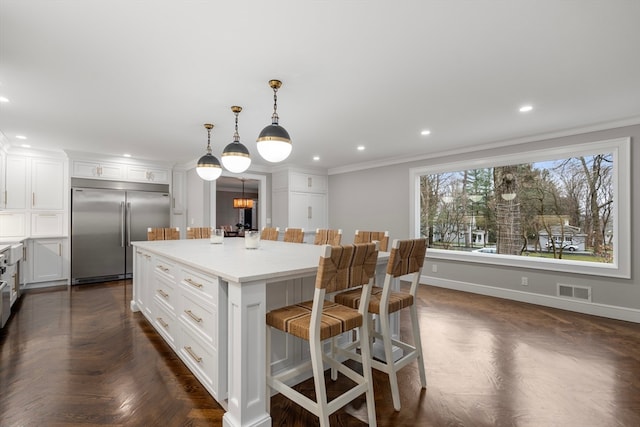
xmin=0 ymin=212 xmax=27 ymax=237
xmin=3 ymin=155 xmax=28 ymax=209
xmin=272 ymin=170 xmax=328 ymax=232
xmin=290 ymin=172 xmax=327 ymax=193
xmin=31 ymin=158 xmax=65 ymax=210
xmin=29 ymin=238 xmax=65 ymax=283
xmin=71 ymin=159 xmax=170 ymax=184
xmin=171 ymin=170 xmax=186 ymax=214
xmin=72 ymin=160 xmax=124 ymax=180
xmin=134 ymin=248 xmax=153 ymax=319
xmin=1 ymin=154 xmax=65 ymax=239
xmin=288 ymin=192 xmax=327 ymax=231
xmin=126 ymin=165 xmax=169 ymax=183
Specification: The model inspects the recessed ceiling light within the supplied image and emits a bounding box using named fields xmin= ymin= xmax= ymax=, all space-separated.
xmin=357 ymin=145 xmax=365 ymax=151
xmin=313 ymin=156 xmax=320 ymax=161
xmin=123 ymin=153 xmax=132 ymax=158
xmin=21 ymin=144 xmax=31 ymax=148
xmin=421 ymin=130 xmax=431 ymax=136
xmin=519 ymin=105 xmax=533 ymax=112
xmin=0 ymin=96 xmax=9 ymax=103
xmin=15 ymin=135 xmax=27 ymax=140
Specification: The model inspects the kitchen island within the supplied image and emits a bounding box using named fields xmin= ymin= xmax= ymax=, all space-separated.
xmin=131 ymin=238 xmax=390 ymax=427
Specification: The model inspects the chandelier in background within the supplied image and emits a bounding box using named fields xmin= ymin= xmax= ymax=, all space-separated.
xmin=233 ymin=178 xmax=254 ymax=209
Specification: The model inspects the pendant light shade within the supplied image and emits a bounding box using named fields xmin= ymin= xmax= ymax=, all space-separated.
xmin=196 ymin=123 xmax=222 ymax=181
xmin=257 ymin=79 xmax=292 ymax=163
xmin=221 ymin=106 xmax=251 ymax=173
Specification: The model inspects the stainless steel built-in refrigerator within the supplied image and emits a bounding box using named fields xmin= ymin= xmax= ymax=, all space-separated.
xmin=71 ymin=178 xmax=171 ymax=284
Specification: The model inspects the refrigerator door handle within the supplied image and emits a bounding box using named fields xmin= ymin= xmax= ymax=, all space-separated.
xmin=120 ymin=201 xmax=126 ymax=247
xmin=126 ymin=202 xmax=132 ymax=246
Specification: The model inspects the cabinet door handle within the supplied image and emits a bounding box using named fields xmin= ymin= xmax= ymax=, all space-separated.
xmin=308 ymin=206 xmax=312 ymax=219
xmin=32 ymin=192 xmax=35 ymax=207
xmin=58 ymin=243 xmax=62 ymax=256
xmin=308 ymin=176 xmax=312 ymax=188
xmin=184 ymin=309 xmax=203 ymax=323
xmin=157 ymin=289 xmax=169 ymax=298
xmin=157 ymin=317 xmax=168 ymax=328
xmin=184 ymin=346 xmax=202 ymax=363
xmin=4 ymin=190 xmax=6 ymax=205
xmin=184 ymin=278 xmax=203 ymax=289
xmin=23 ymin=246 xmax=27 ymax=262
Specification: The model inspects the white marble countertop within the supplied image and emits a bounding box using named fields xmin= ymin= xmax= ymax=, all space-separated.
xmin=133 ymin=238 xmax=389 ymax=284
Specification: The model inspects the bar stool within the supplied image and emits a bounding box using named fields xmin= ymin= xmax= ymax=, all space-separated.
xmin=313 ymin=228 xmax=342 ymax=245
xmin=266 ymin=243 xmax=379 ymax=427
xmin=334 ymin=238 xmax=428 ymax=411
xmin=147 ymin=227 xmax=180 ymax=241
xmin=354 ymin=230 xmax=389 ymax=252
xmin=186 ymin=227 xmax=211 ymax=239
xmin=283 ymin=227 xmax=304 ymax=243
xmin=260 ymin=226 xmax=279 ymax=241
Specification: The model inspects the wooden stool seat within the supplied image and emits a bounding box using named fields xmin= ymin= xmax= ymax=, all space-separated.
xmin=335 ymin=287 xmax=414 ymax=314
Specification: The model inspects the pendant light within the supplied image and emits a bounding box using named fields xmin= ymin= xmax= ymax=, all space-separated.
xmin=256 ymin=79 xmax=292 ymax=163
xmin=221 ymin=106 xmax=251 ymax=173
xmin=196 ymin=124 xmax=223 ymax=181
xmin=233 ymin=178 xmax=254 ymax=209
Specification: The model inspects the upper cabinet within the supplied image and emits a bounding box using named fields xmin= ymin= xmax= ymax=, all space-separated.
xmin=289 ymin=172 xmax=327 ymax=193
xmin=271 ymin=169 xmax=328 ymax=232
xmin=72 ymin=160 xmax=124 ymax=180
xmin=31 ymin=158 xmax=65 ymax=210
xmin=2 ymin=155 xmax=64 ymax=211
xmin=70 ymin=158 xmax=170 ymax=184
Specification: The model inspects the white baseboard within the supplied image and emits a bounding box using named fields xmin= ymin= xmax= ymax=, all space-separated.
xmin=420 ymin=275 xmax=640 ymax=324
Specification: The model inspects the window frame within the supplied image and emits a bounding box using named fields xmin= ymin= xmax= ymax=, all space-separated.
xmin=409 ymin=137 xmax=631 ymax=279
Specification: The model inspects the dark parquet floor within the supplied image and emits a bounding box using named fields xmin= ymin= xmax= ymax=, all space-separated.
xmin=1 ymin=280 xmax=639 ymax=427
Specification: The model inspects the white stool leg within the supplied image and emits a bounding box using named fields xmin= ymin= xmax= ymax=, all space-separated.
xmin=360 ymin=316 xmax=378 ymax=427
xmin=310 ymin=337 xmax=330 ymax=427
xmin=380 ymin=309 xmax=401 ymax=411
xmin=410 ymin=304 xmax=427 ymax=388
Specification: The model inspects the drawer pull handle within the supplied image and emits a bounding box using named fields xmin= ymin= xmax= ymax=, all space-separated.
xmin=157 ymin=289 xmax=169 ymax=298
xmin=157 ymin=317 xmax=168 ymax=328
xmin=185 ymin=278 xmax=203 ymax=289
xmin=157 ymin=265 xmax=170 ymax=273
xmin=184 ymin=346 xmax=202 ymax=363
xmin=185 ymin=310 xmax=202 ymax=323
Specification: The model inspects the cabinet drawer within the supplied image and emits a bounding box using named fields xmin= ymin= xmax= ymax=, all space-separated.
xmin=180 ymin=288 xmax=218 ymax=348
xmin=179 ymin=324 xmax=222 ymax=399
xmin=154 ymin=257 xmax=176 ymax=280
xmin=154 ymin=274 xmax=176 ymax=312
xmin=153 ymin=301 xmax=176 ymax=350
xmin=181 ymin=268 xmax=218 ymax=302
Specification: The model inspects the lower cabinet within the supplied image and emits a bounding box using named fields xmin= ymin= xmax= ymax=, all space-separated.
xmin=132 ymin=248 xmax=319 ymax=406
xmin=29 ymin=238 xmax=65 ymax=283
xmin=133 ymin=254 xmax=227 ymax=402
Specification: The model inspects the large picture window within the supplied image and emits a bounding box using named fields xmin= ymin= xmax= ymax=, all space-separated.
xmin=410 ymin=138 xmax=630 ymax=278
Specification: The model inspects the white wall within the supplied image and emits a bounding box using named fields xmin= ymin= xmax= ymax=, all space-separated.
xmin=328 ymin=124 xmax=640 ymax=320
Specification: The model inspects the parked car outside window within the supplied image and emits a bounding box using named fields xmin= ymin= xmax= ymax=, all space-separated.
xmin=546 ymin=241 xmax=579 ymax=251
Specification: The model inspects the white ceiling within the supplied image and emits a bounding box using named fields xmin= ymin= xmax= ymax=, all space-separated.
xmin=1 ymin=1 xmax=639 ymax=173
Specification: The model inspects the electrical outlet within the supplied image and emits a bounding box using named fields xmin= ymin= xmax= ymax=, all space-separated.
xmin=432 ymin=264 xmax=438 ymax=273
xmin=521 ymin=276 xmax=528 ymax=286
